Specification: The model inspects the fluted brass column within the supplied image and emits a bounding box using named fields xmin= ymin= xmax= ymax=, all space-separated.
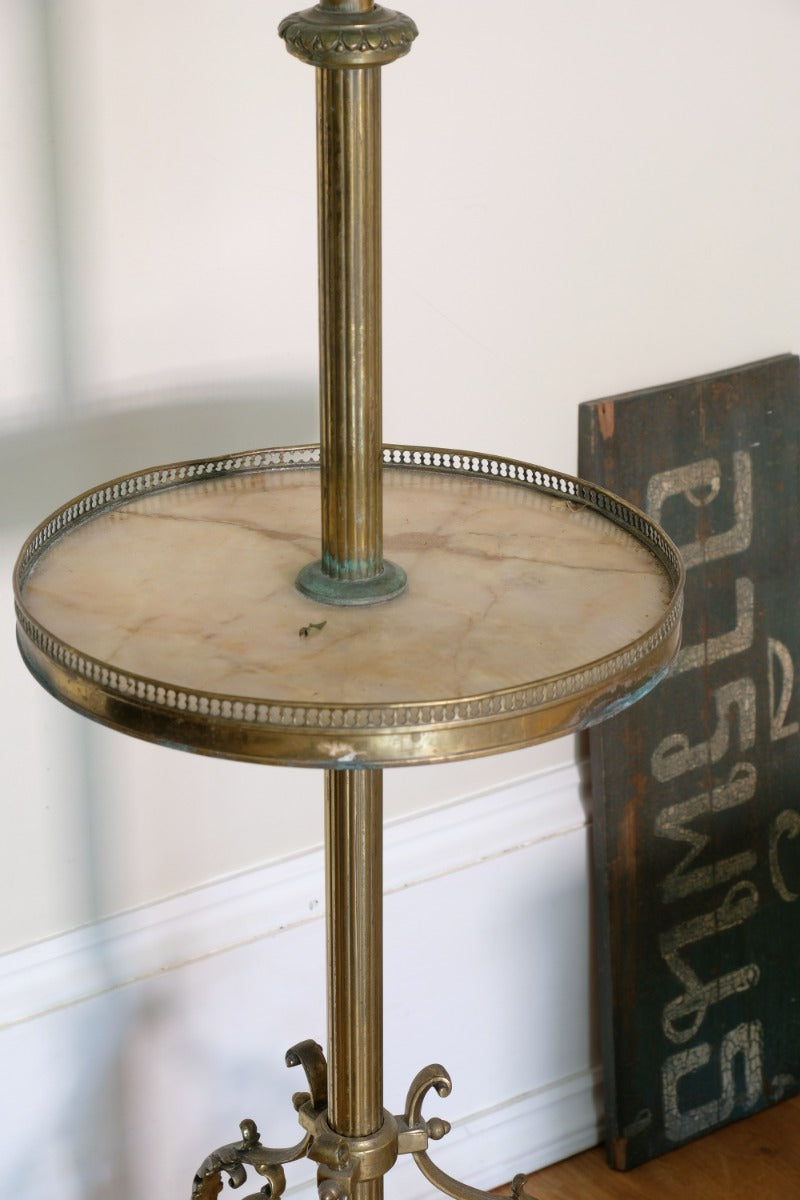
xmin=317 ymin=63 xmax=382 ymax=584
xmin=325 ymin=767 xmax=384 ymax=1200
xmin=285 ymin=0 xmax=416 ymax=606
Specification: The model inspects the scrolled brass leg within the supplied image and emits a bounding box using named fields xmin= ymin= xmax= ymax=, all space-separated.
xmin=403 ymin=1063 xmax=454 ymax=1130
xmin=190 ymin=1117 xmax=300 ymax=1200
xmin=190 ymin=1041 xmax=326 ymax=1200
xmin=286 ymin=1038 xmax=329 ymax=1111
xmin=191 ymin=1047 xmax=542 ymax=1200
xmin=395 ymin=1063 xmax=542 ymax=1200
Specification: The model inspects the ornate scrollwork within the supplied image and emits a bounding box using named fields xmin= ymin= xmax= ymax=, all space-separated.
xmin=190 ymin=1040 xmax=327 ymax=1200
xmin=399 ymin=1063 xmax=541 ymax=1200
xmin=285 ymin=1039 xmax=329 ymax=1111
xmin=191 ymin=1118 xmax=291 ymax=1200
xmin=279 ymin=6 xmax=418 ymax=69
xmin=190 ymin=1044 xmax=542 ymax=1200
xmin=403 ymin=1063 xmax=453 ymax=1134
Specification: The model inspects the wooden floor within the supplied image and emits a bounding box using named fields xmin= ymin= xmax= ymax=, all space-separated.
xmin=500 ymin=1096 xmax=800 ymax=1199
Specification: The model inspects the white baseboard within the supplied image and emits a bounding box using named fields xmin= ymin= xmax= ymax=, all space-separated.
xmin=0 ymin=760 xmax=587 ymax=1028
xmin=0 ymin=760 xmax=601 ymax=1198
xmin=376 ymin=1066 xmax=603 ymax=1200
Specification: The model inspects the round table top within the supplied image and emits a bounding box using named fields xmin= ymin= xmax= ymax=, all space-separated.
xmin=15 ymin=444 xmax=683 ymax=767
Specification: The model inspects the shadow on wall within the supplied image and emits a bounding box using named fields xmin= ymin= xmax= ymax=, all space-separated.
xmin=4 ymin=980 xmax=141 ymax=1198
xmin=2 ymin=375 xmax=317 ymax=948
xmin=1 ymin=378 xmax=318 ymax=531
xmin=2 ymin=377 xmax=318 ymax=1193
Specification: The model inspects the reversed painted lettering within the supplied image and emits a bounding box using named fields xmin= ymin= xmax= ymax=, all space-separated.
xmin=660 ymin=881 xmax=760 ymax=1043
xmin=646 ymin=452 xmax=753 ymax=568
xmin=671 ymin=578 xmax=754 ymax=676
xmin=768 ymin=639 xmax=798 ymax=742
xmin=651 ymin=678 xmax=756 ymax=783
xmin=657 ymin=762 xmax=757 ymax=903
xmin=662 ymin=1022 xmax=764 ymax=1142
xmin=769 ymin=809 xmax=800 ymax=903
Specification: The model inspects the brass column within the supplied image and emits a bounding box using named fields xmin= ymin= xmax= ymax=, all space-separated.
xmin=325 ymin=768 xmax=384 ymax=1200
xmin=317 ymin=63 xmax=382 ymax=583
xmin=279 ymin=5 xmax=417 ymax=1198
xmin=290 ymin=0 xmax=413 ymax=606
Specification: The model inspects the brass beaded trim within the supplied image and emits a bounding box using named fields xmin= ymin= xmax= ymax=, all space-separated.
xmin=16 ymin=604 xmax=681 ymax=731
xmin=279 ymin=6 xmax=418 ymax=69
xmin=14 ymin=442 xmax=684 ymax=745
xmin=382 ymin=445 xmax=683 ymax=582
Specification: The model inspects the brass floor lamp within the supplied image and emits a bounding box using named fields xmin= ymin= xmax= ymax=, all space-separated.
xmin=14 ymin=5 xmax=683 ymax=1199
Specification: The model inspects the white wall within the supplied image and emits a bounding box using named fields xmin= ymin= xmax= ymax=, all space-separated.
xmin=1 ymin=1 xmax=799 ymax=1187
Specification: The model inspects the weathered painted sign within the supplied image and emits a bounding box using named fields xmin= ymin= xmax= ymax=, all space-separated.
xmin=578 ymin=354 xmax=800 ymax=1169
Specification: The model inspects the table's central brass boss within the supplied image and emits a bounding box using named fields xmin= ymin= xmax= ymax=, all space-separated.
xmin=285 ymin=0 xmax=418 ymax=606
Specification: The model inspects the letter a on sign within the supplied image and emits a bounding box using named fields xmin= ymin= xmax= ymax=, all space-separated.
xmin=579 ymin=355 xmax=800 ymax=1169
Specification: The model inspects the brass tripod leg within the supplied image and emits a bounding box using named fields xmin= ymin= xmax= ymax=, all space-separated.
xmin=325 ymin=767 xmax=384 ymax=1200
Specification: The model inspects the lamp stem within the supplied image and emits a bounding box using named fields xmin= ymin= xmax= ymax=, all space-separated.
xmin=325 ymin=767 xmax=384 ymax=1200
xmin=317 ymin=64 xmax=383 ymax=583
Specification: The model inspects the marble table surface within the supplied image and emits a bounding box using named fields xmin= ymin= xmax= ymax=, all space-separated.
xmin=15 ymin=447 xmax=683 ymax=766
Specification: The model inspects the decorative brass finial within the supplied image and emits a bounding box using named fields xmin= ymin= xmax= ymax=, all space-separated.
xmin=279 ymin=4 xmax=418 ymax=70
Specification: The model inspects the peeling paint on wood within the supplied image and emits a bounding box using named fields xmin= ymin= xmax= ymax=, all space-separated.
xmin=597 ymin=401 xmax=616 ymax=441
xmin=579 ymin=354 xmax=800 ymax=1169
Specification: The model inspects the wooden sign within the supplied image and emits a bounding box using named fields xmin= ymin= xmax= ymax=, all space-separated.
xmin=578 ymin=355 xmax=800 ymax=1169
